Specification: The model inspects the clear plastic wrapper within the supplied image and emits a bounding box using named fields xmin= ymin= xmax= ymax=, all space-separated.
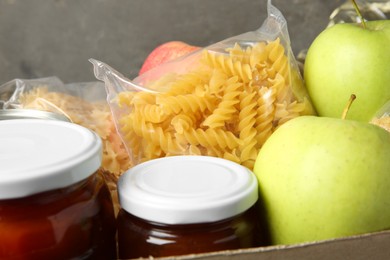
xmin=371 ymin=101 xmax=390 ymax=132
xmin=91 ymin=0 xmax=316 ymax=170
xmin=328 ymin=0 xmax=390 ymax=27
xmin=0 ymin=76 xmax=130 ymax=214
xmin=0 ymin=78 xmax=130 ymax=171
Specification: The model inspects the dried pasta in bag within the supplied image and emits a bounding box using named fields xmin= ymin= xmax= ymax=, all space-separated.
xmin=0 ymin=77 xmax=130 ymax=214
xmin=0 ymin=77 xmax=130 ymax=179
xmin=371 ymin=100 xmax=390 ymax=132
xmin=91 ymin=0 xmax=316 ymax=170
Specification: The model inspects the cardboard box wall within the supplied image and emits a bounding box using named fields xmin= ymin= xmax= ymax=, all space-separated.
xmin=130 ymin=230 xmax=390 ymax=260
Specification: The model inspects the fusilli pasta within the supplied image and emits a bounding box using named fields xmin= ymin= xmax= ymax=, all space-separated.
xmin=116 ymin=38 xmax=314 ymax=170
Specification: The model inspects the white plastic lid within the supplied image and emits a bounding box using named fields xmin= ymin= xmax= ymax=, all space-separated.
xmin=118 ymin=156 xmax=258 ymax=225
xmin=0 ymin=119 xmax=102 ymax=199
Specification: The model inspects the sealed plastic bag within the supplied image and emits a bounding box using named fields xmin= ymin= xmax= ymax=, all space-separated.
xmin=91 ymin=0 xmax=316 ymax=170
xmin=371 ymin=101 xmax=390 ymax=132
xmin=0 ymin=76 xmax=130 ymax=214
xmin=0 ymin=77 xmax=130 ymax=175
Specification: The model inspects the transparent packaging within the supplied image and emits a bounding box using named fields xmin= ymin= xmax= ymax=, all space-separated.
xmin=0 ymin=77 xmax=130 ymax=178
xmin=371 ymin=101 xmax=390 ymax=132
xmin=0 ymin=77 xmax=130 ymax=214
xmin=328 ymin=0 xmax=390 ymax=27
xmin=90 ymin=0 xmax=315 ymax=171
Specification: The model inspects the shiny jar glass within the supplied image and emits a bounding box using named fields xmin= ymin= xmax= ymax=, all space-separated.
xmin=0 ymin=109 xmax=71 ymax=122
xmin=117 ymin=156 xmax=269 ymax=259
xmin=0 ymin=119 xmax=117 ymax=260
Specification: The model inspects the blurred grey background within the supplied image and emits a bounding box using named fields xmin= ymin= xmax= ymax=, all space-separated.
xmin=0 ymin=0 xmax=343 ymax=84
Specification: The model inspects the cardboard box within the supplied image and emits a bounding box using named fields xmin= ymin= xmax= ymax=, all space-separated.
xmin=132 ymin=230 xmax=390 ymax=260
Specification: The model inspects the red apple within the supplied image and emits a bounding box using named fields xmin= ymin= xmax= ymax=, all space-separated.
xmin=139 ymin=41 xmax=200 ymax=75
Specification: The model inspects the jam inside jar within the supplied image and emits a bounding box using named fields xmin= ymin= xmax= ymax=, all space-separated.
xmin=0 ymin=172 xmax=116 ymax=260
xmin=117 ymin=204 xmax=267 ymax=258
xmin=0 ymin=119 xmax=118 ymax=260
xmin=117 ymin=156 xmax=270 ymax=258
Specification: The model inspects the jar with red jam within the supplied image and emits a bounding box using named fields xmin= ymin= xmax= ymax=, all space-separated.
xmin=0 ymin=119 xmax=117 ymax=260
xmin=117 ymin=156 xmax=269 ymax=259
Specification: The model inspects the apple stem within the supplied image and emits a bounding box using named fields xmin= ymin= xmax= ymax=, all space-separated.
xmin=350 ymin=0 xmax=367 ymax=29
xmin=342 ymin=94 xmax=357 ymax=120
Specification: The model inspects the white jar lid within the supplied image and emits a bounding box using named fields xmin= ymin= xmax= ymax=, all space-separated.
xmin=118 ymin=156 xmax=258 ymax=224
xmin=0 ymin=119 xmax=102 ymax=199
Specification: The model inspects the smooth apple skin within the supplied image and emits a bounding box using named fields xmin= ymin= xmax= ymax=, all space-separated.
xmin=304 ymin=21 xmax=390 ymax=122
xmin=253 ymin=116 xmax=390 ymax=245
xmin=139 ymin=41 xmax=200 ymax=75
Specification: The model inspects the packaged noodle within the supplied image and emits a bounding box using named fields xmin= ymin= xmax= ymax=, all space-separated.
xmin=0 ymin=77 xmax=130 ymax=214
xmin=371 ymin=100 xmax=390 ymax=132
xmin=90 ymin=0 xmax=316 ymax=171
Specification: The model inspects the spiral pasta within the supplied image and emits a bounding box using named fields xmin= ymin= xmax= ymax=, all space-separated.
xmin=116 ymin=38 xmax=314 ymax=170
xmin=176 ymin=128 xmax=242 ymax=151
xmin=255 ymin=86 xmax=276 ymax=146
xmin=18 ymin=87 xmax=131 ymax=179
xmin=238 ymin=89 xmax=258 ymax=169
xmin=156 ymin=93 xmax=216 ymax=114
xmin=202 ymin=76 xmax=242 ymax=129
xmin=202 ymin=50 xmax=253 ymax=83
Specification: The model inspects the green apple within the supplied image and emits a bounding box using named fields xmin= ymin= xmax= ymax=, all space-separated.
xmin=304 ymin=20 xmax=390 ymax=122
xmin=253 ymin=115 xmax=390 ymax=245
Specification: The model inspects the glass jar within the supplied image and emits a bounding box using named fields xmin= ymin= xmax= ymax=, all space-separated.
xmin=0 ymin=109 xmax=71 ymax=122
xmin=0 ymin=119 xmax=117 ymax=260
xmin=117 ymin=156 xmax=269 ymax=259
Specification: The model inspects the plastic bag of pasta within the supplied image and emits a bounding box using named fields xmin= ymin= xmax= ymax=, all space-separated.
xmin=0 ymin=76 xmax=130 ymax=182
xmin=371 ymin=101 xmax=390 ymax=132
xmin=90 ymin=0 xmax=316 ymax=170
xmin=0 ymin=76 xmax=131 ymax=214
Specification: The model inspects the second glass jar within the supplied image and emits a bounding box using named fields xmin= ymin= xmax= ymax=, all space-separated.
xmin=117 ymin=156 xmax=270 ymax=258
